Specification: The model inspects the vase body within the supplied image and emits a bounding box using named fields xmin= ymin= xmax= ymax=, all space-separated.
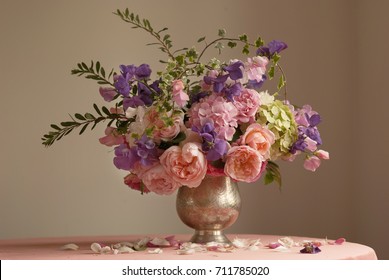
xmin=176 ymin=175 xmax=241 ymax=244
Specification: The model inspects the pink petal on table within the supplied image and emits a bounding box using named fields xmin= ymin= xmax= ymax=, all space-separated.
xmin=267 ymin=242 xmax=281 ymax=249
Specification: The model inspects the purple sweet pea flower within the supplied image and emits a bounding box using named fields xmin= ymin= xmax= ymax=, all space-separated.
xmin=268 ymin=40 xmax=288 ymax=54
xmin=223 ymin=82 xmax=242 ymax=102
xmin=204 ymin=74 xmax=229 ymax=93
xmin=150 ymin=79 xmax=162 ymax=94
xmin=223 ymin=61 xmax=244 ymax=81
xmin=123 ymin=96 xmax=145 ymax=111
xmin=193 ymin=122 xmax=228 ymax=161
xmin=113 ymin=143 xmax=137 ymax=171
xmin=120 ymin=64 xmax=137 ymax=79
xmin=247 ymin=75 xmax=267 ymax=90
xmin=137 ymin=82 xmax=153 ymax=106
xmin=135 ymin=64 xmax=152 ymax=79
xmin=99 ymin=87 xmax=117 ymax=102
xmin=190 ymin=91 xmax=209 ymax=104
xmin=113 ymin=136 xmax=159 ymax=171
xmin=257 ymin=40 xmax=288 ymax=58
xmin=114 ymin=74 xmax=131 ymax=96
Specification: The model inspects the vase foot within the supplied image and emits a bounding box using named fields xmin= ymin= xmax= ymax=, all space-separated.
xmin=189 ymin=230 xmax=231 ymax=244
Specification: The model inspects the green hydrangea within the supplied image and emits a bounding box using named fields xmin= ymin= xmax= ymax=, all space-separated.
xmin=258 ymin=100 xmax=298 ymax=159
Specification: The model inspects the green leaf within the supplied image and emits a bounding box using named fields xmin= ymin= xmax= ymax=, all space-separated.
xmin=227 ymin=41 xmax=237 ymax=48
xmin=273 ymin=53 xmax=281 ymax=64
xmin=75 ymin=113 xmax=86 ymax=120
xmin=50 ymin=124 xmax=61 ymax=130
xmin=278 ymin=75 xmax=286 ymax=90
xmin=100 ymin=67 xmax=106 ymax=78
xmin=84 ymin=113 xmax=95 ymax=120
xmin=163 ymin=34 xmax=170 ymax=42
xmin=239 ymin=34 xmax=248 ymax=42
xmin=172 ymin=132 xmax=186 ymax=144
xmin=268 ymin=65 xmax=275 ymax=79
xmin=157 ymin=27 xmax=168 ymax=34
xmin=218 ymin=29 xmax=226 ymax=37
xmin=264 ymin=172 xmax=274 ymax=185
xmin=93 ymin=103 xmax=102 ymax=116
xmin=60 ymin=121 xmax=77 ymax=127
xmin=79 ymin=123 xmax=89 ymax=135
xmin=255 ymin=36 xmax=264 ymax=47
xmin=242 ymin=44 xmax=250 ymax=55
xmin=81 ymin=62 xmax=88 ymax=70
xmin=102 ymin=106 xmax=110 ymax=116
xmin=96 ymin=61 xmax=100 ymax=73
xmin=197 ymin=36 xmax=206 ymax=43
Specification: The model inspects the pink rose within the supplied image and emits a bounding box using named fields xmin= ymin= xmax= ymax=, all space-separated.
xmin=99 ymin=127 xmax=125 ymax=147
xmin=224 ymin=145 xmax=265 ymax=183
xmin=238 ymin=123 xmax=275 ymax=159
xmin=303 ymin=156 xmax=321 ymax=171
xmin=172 ymin=80 xmax=189 ymax=107
xmin=124 ymin=173 xmax=150 ymax=194
xmin=141 ymin=164 xmax=181 ymax=195
xmin=233 ymin=88 xmax=261 ymax=123
xmin=159 ymin=142 xmax=207 ymax=188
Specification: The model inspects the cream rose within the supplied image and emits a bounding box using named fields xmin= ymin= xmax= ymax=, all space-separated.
xmin=224 ymin=145 xmax=265 ymax=183
xmin=141 ymin=164 xmax=181 ymax=195
xmin=239 ymin=123 xmax=275 ymax=159
xmin=159 ymin=142 xmax=207 ymax=188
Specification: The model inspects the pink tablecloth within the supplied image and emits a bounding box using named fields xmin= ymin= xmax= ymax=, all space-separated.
xmin=0 ymin=234 xmax=377 ymax=260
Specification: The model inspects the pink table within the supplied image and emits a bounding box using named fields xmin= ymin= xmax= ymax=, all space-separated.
xmin=0 ymin=234 xmax=377 ymax=260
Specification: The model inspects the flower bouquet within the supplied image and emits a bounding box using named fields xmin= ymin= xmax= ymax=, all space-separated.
xmin=42 ymin=9 xmax=329 ymax=196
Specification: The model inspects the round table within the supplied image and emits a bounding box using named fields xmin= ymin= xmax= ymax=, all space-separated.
xmin=0 ymin=234 xmax=377 ymax=260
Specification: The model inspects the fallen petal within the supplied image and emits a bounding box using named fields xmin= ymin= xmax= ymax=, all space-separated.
xmin=91 ymin=243 xmax=102 ymax=253
xmin=60 ymin=243 xmax=79 ymax=251
xmin=335 ymin=238 xmax=346 ymax=245
xmin=148 ymin=248 xmax=163 ymax=254
xmin=149 ymin=237 xmax=170 ymax=247
xmin=273 ymin=245 xmax=289 ymax=252
xmin=232 ymin=238 xmax=248 ymax=248
xmin=248 ymin=245 xmax=259 ymax=251
xmin=100 ymin=246 xmax=112 ymax=254
xmin=278 ymin=237 xmax=295 ymax=248
xmin=117 ymin=246 xmax=136 ymax=254
xmin=267 ymin=242 xmax=281 ymax=249
xmin=176 ymin=248 xmax=196 ymax=255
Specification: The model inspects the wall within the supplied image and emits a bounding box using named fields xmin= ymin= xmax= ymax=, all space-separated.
xmin=0 ymin=0 xmax=388 ymax=258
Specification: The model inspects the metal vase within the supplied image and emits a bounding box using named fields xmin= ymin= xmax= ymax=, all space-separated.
xmin=176 ymin=175 xmax=241 ymax=244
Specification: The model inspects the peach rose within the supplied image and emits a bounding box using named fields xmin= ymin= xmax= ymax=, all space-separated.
xmin=239 ymin=123 xmax=275 ymax=159
xmin=224 ymin=145 xmax=265 ymax=183
xmin=159 ymin=142 xmax=207 ymax=188
xmin=141 ymin=164 xmax=181 ymax=195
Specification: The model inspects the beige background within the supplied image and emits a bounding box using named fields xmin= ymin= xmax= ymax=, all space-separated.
xmin=1 ymin=0 xmax=388 ymax=259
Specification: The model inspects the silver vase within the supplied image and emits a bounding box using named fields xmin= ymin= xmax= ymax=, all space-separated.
xmin=176 ymin=175 xmax=241 ymax=244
